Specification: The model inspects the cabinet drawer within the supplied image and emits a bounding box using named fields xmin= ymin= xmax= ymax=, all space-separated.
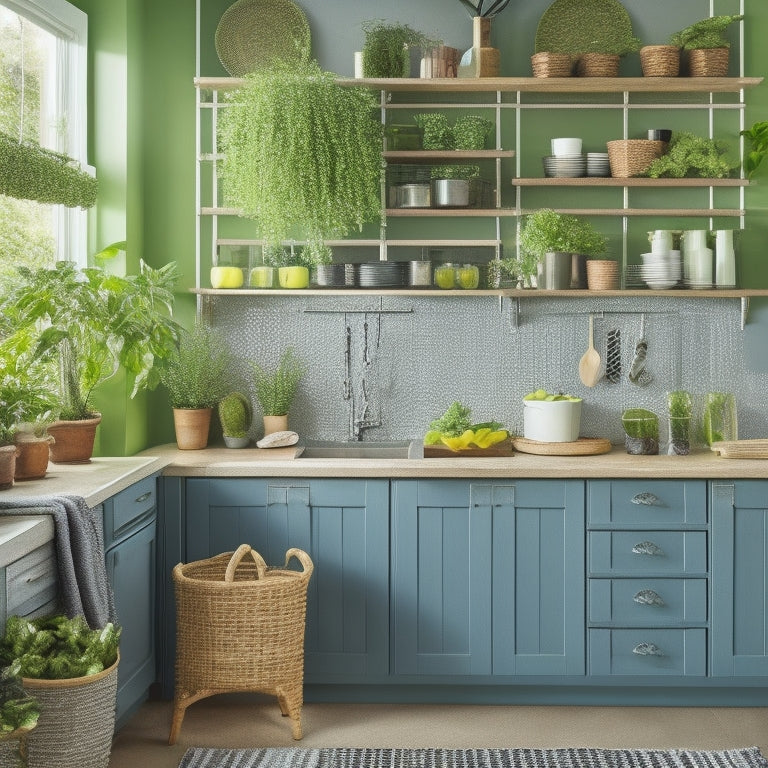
xmin=104 ymin=475 xmax=157 ymax=548
xmin=589 ymin=628 xmax=706 ymax=676
xmin=589 ymin=531 xmax=707 ymax=575
xmin=589 ymin=578 xmax=707 ymax=626
xmin=588 ymin=480 xmax=707 ymax=527
xmin=6 ymin=542 xmax=57 ymax=618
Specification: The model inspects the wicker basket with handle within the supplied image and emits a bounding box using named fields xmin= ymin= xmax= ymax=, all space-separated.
xmin=168 ymin=545 xmax=313 ymax=745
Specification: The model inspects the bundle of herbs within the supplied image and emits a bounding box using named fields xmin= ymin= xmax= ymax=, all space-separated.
xmin=0 ymin=615 xmax=120 ymax=680
xmin=0 ymin=669 xmax=39 ymax=735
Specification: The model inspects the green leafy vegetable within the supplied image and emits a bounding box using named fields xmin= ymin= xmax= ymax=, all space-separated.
xmin=429 ymin=402 xmax=472 ymax=437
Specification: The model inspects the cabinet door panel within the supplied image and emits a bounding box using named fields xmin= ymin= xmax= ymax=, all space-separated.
xmin=589 ymin=480 xmax=706 ymax=526
xmin=711 ymin=481 xmax=768 ymax=676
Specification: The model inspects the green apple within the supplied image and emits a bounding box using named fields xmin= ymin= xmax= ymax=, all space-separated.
xmin=210 ymin=266 xmax=244 ymax=289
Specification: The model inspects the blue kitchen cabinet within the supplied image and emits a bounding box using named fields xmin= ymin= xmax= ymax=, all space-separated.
xmin=711 ymin=480 xmax=768 ymax=677
xmin=103 ymin=474 xmax=158 ymax=729
xmin=391 ymin=479 xmax=585 ymax=677
xmin=182 ymin=477 xmax=390 ymax=684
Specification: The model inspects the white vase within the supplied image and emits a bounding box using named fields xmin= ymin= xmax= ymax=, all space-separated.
xmin=714 ymin=230 xmax=737 ymax=288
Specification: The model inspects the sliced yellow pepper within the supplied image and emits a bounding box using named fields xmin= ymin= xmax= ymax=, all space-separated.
xmin=440 ymin=429 xmax=476 ymax=452
xmin=472 ymin=429 xmax=509 ymax=449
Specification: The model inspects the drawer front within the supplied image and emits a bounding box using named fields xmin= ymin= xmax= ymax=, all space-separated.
xmin=6 ymin=542 xmax=57 ymax=617
xmin=104 ymin=475 xmax=157 ymax=547
xmin=588 ymin=578 xmax=707 ymax=626
xmin=589 ymin=628 xmax=706 ymax=676
xmin=588 ymin=480 xmax=707 ymax=526
xmin=589 ymin=531 xmax=707 ymax=575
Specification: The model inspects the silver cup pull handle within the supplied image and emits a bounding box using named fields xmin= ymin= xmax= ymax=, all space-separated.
xmin=633 ymin=642 xmax=663 ymax=657
xmin=632 ymin=541 xmax=664 ymax=556
xmin=632 ymin=492 xmax=660 ymax=506
xmin=633 ymin=589 xmax=665 ymax=606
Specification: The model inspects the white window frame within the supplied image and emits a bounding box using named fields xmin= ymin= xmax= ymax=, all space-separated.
xmin=2 ymin=0 xmax=90 ymax=264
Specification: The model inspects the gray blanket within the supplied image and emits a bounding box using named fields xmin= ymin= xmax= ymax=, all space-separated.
xmin=0 ymin=495 xmax=116 ymax=629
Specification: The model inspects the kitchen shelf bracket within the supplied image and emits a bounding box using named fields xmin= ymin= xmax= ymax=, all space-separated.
xmin=741 ymin=296 xmax=749 ymax=330
xmin=503 ymin=296 xmax=520 ymax=330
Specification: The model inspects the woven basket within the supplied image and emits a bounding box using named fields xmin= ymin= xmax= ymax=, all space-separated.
xmin=640 ymin=45 xmax=680 ymax=77
xmin=607 ymin=139 xmax=666 ymax=178
xmin=576 ymin=53 xmax=619 ymax=77
xmin=169 ymin=545 xmax=314 ymax=745
xmin=0 ymin=656 xmax=119 ymax=768
xmin=688 ymin=47 xmax=729 ymax=77
xmin=531 ymin=52 xmax=573 ymax=78
xmin=586 ymin=260 xmax=619 ymax=290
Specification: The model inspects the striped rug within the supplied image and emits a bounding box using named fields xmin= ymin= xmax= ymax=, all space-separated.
xmin=179 ymin=747 xmax=768 ymax=768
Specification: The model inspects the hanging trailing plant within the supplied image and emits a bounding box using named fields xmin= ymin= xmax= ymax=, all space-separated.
xmin=0 ymin=131 xmax=98 ymax=209
xmin=218 ymin=59 xmax=383 ymax=262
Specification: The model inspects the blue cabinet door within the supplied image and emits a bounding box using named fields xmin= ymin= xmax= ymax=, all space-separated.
xmin=391 ymin=479 xmax=585 ymax=677
xmin=711 ymin=480 xmax=768 ymax=677
xmin=184 ymin=477 xmax=389 ymax=682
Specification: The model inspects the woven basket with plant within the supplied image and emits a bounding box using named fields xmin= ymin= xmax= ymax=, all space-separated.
xmin=607 ymin=139 xmax=666 ymax=178
xmin=531 ymin=52 xmax=573 ymax=78
xmin=639 ymin=45 xmax=681 ymax=77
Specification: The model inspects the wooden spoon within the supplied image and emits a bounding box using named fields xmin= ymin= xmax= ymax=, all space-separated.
xmin=578 ymin=314 xmax=602 ymax=387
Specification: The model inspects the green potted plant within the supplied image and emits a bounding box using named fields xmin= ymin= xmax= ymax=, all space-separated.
xmin=413 ymin=113 xmax=454 ymax=150
xmin=159 ymin=324 xmax=233 ymax=450
xmin=645 ymin=132 xmax=736 ymax=179
xmin=667 ymin=390 xmax=693 ymax=456
xmin=669 ymin=14 xmax=743 ymax=76
xmin=453 ymin=115 xmax=494 ymax=150
xmin=218 ymin=60 xmax=382 ymax=272
xmin=431 ymin=164 xmax=480 ymax=208
xmin=0 ymin=615 xmax=120 ymax=768
xmin=252 ymin=347 xmax=306 ymax=436
xmin=361 ymin=20 xmax=436 ymax=78
xmin=622 ymin=408 xmax=660 ymax=455
xmin=0 ymin=257 xmax=180 ymax=463
xmin=218 ymin=392 xmax=253 ymax=449
xmin=576 ymin=35 xmax=642 ymax=77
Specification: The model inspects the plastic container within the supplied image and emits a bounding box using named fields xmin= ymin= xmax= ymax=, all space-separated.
xmin=523 ymin=399 xmax=582 ymax=442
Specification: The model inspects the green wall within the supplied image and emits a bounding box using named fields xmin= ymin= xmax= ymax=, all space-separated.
xmin=75 ymin=0 xmax=768 ymax=454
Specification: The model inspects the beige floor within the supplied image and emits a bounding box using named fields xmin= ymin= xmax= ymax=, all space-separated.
xmin=108 ymin=695 xmax=768 ymax=768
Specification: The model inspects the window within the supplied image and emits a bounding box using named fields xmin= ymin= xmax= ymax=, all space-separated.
xmin=0 ymin=0 xmax=88 ymax=278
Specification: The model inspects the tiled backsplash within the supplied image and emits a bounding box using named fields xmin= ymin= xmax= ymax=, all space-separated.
xmin=211 ymin=294 xmax=768 ymax=446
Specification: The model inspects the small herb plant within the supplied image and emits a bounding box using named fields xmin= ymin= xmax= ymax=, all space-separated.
xmin=520 ymin=209 xmax=607 ymax=262
xmin=622 ymin=408 xmax=659 ymax=455
xmin=414 ymin=113 xmax=453 ymax=150
xmin=645 ymin=132 xmax=736 ymax=179
xmin=741 ymin=121 xmax=768 ymax=180
xmin=218 ymin=392 xmax=253 ymax=439
xmin=361 ymin=21 xmax=437 ymax=78
xmin=159 ymin=324 xmax=233 ymax=410
xmin=453 ymin=115 xmax=494 ymax=150
xmin=669 ymin=14 xmax=743 ymax=50
xmin=0 ymin=615 xmax=120 ymax=679
xmin=252 ymin=348 xmax=306 ymax=417
xmin=218 ymin=60 xmax=382 ymax=263
xmin=703 ymin=391 xmax=736 ymax=445
xmin=667 ymin=390 xmax=693 ymax=456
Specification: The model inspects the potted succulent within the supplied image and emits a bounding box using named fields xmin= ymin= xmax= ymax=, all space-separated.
xmin=361 ymin=20 xmax=437 ymax=78
xmin=218 ymin=60 xmax=382 ymax=274
xmin=644 ymin=132 xmax=736 ymax=179
xmin=0 ymin=615 xmax=120 ymax=768
xmin=0 ymin=257 xmax=180 ymax=463
xmin=159 ymin=324 xmax=234 ymax=450
xmin=670 ymin=14 xmax=743 ymax=77
xmin=218 ymin=392 xmax=253 ymax=449
xmin=252 ymin=347 xmax=306 ymax=436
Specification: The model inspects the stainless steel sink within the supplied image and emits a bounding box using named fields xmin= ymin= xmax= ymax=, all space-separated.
xmin=298 ymin=440 xmax=422 ymax=459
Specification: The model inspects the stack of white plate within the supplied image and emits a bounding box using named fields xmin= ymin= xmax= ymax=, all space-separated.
xmin=586 ymin=152 xmax=610 ymax=177
xmin=357 ymin=262 xmax=407 ymax=288
xmin=640 ymin=251 xmax=681 ymax=290
xmin=542 ymin=154 xmax=586 ymax=178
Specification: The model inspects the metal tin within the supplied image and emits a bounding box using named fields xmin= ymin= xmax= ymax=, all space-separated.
xmin=408 ymin=260 xmax=432 ymax=286
xmin=432 ymin=179 xmax=470 ymax=207
xmin=394 ymin=183 xmax=431 ymax=208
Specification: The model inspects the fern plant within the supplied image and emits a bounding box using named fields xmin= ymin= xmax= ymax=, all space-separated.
xmin=218 ymin=60 xmax=382 ymax=264
xmin=252 ymin=348 xmax=306 ymax=417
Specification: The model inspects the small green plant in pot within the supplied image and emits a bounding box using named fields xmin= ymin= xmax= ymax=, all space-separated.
xmin=645 ymin=132 xmax=736 ymax=179
xmin=361 ymin=20 xmax=437 ymax=78
xmin=669 ymin=14 xmax=743 ymax=76
xmin=413 ymin=113 xmax=453 ymax=150
xmin=159 ymin=324 xmax=233 ymax=450
xmin=667 ymin=390 xmax=693 ymax=456
xmin=218 ymin=392 xmax=253 ymax=449
xmin=622 ymin=408 xmax=659 ymax=455
xmin=252 ymin=347 xmax=306 ymax=436
xmin=453 ymin=115 xmax=494 ymax=150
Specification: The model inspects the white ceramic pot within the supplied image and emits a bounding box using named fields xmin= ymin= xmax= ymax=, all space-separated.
xmin=523 ymin=399 xmax=582 ymax=442
xmin=551 ymin=137 xmax=582 ymax=156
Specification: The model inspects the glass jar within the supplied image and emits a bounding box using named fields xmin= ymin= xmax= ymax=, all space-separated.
xmin=456 ymin=263 xmax=479 ymax=290
xmin=210 ymin=244 xmax=248 ymax=289
xmin=249 ymin=265 xmax=275 ymax=288
xmin=703 ymin=392 xmax=737 ymax=445
xmin=434 ymin=262 xmax=456 ymax=289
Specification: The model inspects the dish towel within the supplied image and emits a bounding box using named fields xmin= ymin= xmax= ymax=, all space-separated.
xmin=0 ymin=495 xmax=116 ymax=629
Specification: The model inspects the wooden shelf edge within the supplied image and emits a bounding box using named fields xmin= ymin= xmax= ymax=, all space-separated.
xmin=513 ymin=178 xmax=749 ymax=187
xmin=385 ymin=150 xmax=515 ymax=161
xmin=386 ymin=208 xmax=515 ymax=217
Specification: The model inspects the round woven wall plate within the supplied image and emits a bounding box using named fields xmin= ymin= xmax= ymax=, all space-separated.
xmin=215 ymin=0 xmax=311 ymax=76
xmin=534 ymin=0 xmax=635 ymax=55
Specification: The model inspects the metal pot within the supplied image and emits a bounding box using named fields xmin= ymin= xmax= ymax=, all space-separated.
xmin=394 ymin=183 xmax=431 ymax=208
xmin=432 ymin=179 xmax=470 ymax=207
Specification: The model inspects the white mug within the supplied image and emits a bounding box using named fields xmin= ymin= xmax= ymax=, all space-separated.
xmin=650 ymin=230 xmax=672 ymax=255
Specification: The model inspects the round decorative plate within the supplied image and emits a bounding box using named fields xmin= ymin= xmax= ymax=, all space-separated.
xmin=534 ymin=0 xmax=636 ymax=55
xmin=215 ymin=0 xmax=311 ymax=77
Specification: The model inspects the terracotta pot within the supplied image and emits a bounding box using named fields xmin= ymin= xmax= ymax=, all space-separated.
xmin=0 ymin=444 xmax=19 ymax=490
xmin=173 ymin=408 xmax=212 ymax=450
xmin=47 ymin=415 xmax=101 ymax=464
xmin=14 ymin=436 xmax=54 ymax=481
xmin=263 ymin=414 xmax=289 ymax=436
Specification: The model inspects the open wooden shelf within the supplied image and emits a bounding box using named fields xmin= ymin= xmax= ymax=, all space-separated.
xmin=513 ymin=177 xmax=750 ymax=187
xmin=385 ymin=150 xmax=514 ymax=162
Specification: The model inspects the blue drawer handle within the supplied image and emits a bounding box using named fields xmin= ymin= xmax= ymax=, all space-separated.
xmin=633 ymin=642 xmax=663 ymax=657
xmin=631 ymin=492 xmax=660 ymax=506
xmin=134 ymin=491 xmax=152 ymax=503
xmin=633 ymin=589 xmax=665 ymax=606
xmin=632 ymin=541 xmax=664 ymax=556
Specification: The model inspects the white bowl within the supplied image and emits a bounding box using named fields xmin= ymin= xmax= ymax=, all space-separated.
xmin=551 ymin=137 xmax=582 ymax=156
xmin=523 ymin=399 xmax=582 ymax=443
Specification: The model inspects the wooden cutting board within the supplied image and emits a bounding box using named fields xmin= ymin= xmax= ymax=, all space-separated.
xmin=512 ymin=437 xmax=612 ymax=456
xmin=710 ymin=439 xmax=768 ymax=459
xmin=423 ymin=439 xmax=514 ymax=458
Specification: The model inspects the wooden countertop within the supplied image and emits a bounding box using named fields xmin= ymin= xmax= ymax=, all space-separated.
xmin=144 ymin=443 xmax=768 ymax=479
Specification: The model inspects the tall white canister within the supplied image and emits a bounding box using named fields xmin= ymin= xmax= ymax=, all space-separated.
xmin=714 ymin=229 xmax=737 ymax=288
